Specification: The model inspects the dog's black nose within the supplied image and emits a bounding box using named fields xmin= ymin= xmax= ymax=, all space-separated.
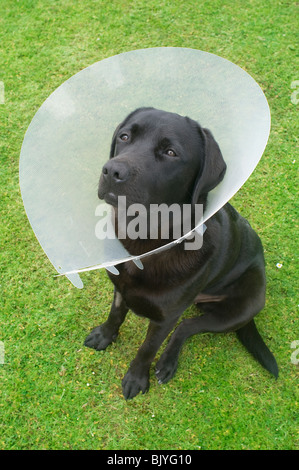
xmin=102 ymin=160 xmax=130 ymax=183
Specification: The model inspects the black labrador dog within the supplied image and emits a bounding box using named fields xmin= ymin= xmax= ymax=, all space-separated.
xmin=85 ymin=107 xmax=278 ymax=400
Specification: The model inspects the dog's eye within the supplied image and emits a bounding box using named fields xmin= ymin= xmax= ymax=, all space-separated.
xmin=119 ymin=133 xmax=129 ymax=142
xmin=166 ymin=149 xmax=176 ymax=157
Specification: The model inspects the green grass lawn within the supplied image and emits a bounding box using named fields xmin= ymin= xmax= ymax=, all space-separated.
xmin=0 ymin=0 xmax=298 ymax=450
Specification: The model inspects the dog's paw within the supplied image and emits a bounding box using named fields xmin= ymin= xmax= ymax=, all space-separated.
xmin=84 ymin=325 xmax=116 ymax=351
xmin=155 ymin=353 xmax=179 ymax=384
xmin=122 ymin=369 xmax=149 ymax=400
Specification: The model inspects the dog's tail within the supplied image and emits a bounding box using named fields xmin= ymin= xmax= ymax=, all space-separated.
xmin=236 ymin=319 xmax=278 ymax=378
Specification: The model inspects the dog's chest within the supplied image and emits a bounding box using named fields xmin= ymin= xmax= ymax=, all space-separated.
xmin=108 ymin=263 xmax=172 ymax=322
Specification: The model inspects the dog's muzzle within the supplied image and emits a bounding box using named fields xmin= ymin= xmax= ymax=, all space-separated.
xmin=98 ymin=159 xmax=131 ymax=203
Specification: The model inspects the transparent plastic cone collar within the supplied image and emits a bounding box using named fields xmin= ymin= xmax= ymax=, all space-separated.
xmin=19 ymin=47 xmax=270 ymax=288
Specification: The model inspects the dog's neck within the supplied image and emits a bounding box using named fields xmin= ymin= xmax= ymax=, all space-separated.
xmin=112 ymin=208 xmax=173 ymax=256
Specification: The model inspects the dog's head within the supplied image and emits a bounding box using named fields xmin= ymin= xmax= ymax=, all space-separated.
xmin=98 ymin=107 xmax=226 ymax=210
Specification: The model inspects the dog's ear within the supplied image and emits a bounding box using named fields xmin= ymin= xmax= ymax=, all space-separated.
xmin=192 ymin=127 xmax=226 ymax=204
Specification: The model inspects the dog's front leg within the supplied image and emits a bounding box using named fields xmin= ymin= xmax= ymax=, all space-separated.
xmin=122 ymin=316 xmax=179 ymax=400
xmin=84 ymin=288 xmax=128 ymax=351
